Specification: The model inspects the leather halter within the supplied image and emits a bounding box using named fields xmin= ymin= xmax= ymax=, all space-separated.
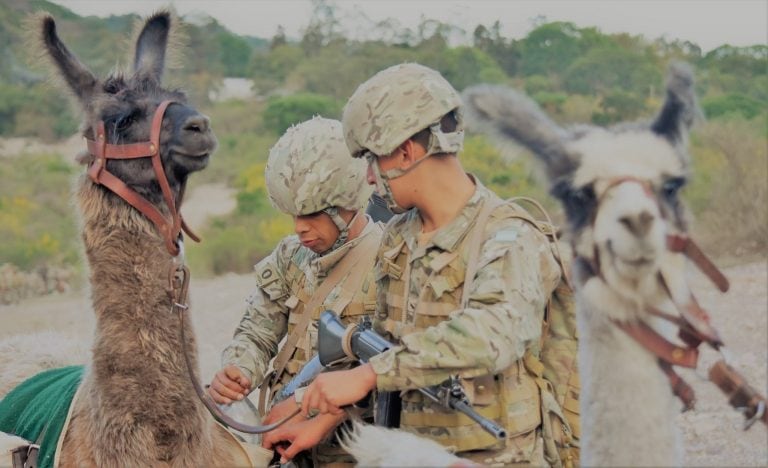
xmin=574 ymin=176 xmax=766 ymax=428
xmin=85 ymin=100 xmax=199 ymax=256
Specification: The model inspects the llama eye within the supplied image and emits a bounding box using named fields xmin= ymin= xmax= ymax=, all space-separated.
xmin=113 ymin=109 xmax=141 ymax=133
xmin=115 ymin=115 xmax=133 ymax=131
xmin=570 ymin=185 xmax=595 ymax=206
xmin=661 ymin=177 xmax=686 ymax=200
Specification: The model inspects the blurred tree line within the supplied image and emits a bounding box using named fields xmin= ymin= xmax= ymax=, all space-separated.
xmin=0 ymin=0 xmax=765 ymax=277
xmin=1 ymin=0 xmax=765 ymax=141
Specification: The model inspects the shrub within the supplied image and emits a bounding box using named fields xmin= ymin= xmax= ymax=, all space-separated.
xmin=686 ymin=116 xmax=767 ymax=258
xmin=702 ymin=93 xmax=765 ymax=120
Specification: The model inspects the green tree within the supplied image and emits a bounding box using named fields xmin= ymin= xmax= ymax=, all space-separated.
xmin=563 ymin=46 xmax=660 ymax=97
xmin=473 ymin=21 xmax=521 ymax=76
xmin=520 ymin=22 xmax=587 ymax=77
xmin=435 ymin=46 xmax=508 ymax=90
xmin=216 ymin=31 xmax=253 ymax=77
xmin=262 ymin=93 xmax=341 ymax=135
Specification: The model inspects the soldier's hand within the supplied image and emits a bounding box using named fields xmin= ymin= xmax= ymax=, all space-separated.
xmin=300 ymin=364 xmax=377 ymax=417
xmin=261 ymin=412 xmax=346 ymax=463
xmin=262 ymin=397 xmax=302 ymax=426
xmin=208 ymin=365 xmax=251 ymax=404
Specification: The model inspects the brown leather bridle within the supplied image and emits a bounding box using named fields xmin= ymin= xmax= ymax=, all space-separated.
xmin=85 ymin=100 xmax=300 ymax=434
xmin=576 ymin=176 xmax=766 ymax=428
xmin=85 ymin=99 xmax=199 ymax=256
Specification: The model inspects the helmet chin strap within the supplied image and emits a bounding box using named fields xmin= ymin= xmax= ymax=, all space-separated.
xmin=323 ymin=207 xmax=362 ymax=253
xmin=368 ymin=123 xmax=465 ymax=215
xmin=368 ymin=157 xmax=409 ymax=214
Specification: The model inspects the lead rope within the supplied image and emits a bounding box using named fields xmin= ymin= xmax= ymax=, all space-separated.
xmin=168 ymin=263 xmax=300 ymax=433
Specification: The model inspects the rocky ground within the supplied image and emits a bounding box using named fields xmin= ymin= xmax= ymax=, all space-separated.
xmin=1 ymin=259 xmax=766 ymax=466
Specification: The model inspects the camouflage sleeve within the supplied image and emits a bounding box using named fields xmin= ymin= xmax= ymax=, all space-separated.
xmin=220 ymin=237 xmax=297 ymax=386
xmin=369 ymin=219 xmax=561 ymax=391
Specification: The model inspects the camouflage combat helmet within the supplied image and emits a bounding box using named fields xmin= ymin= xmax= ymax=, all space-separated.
xmin=342 ymin=63 xmax=464 ymax=214
xmin=266 ymin=117 xmax=372 ymax=250
xmin=342 ymin=63 xmax=464 ymax=160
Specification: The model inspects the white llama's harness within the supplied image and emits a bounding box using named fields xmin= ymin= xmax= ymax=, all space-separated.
xmin=575 ymin=175 xmax=767 ymax=428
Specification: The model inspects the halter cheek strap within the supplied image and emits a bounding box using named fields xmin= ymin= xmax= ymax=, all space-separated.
xmin=85 ymin=100 xmax=198 ymax=256
xmin=573 ymin=176 xmax=765 ymax=427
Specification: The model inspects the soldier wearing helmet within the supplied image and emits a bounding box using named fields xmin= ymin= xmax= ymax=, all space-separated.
xmin=290 ymin=64 xmax=564 ymax=466
xmin=210 ymin=117 xmax=382 ymax=466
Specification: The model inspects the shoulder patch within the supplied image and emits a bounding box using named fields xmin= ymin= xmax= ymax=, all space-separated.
xmin=493 ymin=229 xmax=519 ymax=243
xmin=254 ymin=262 xmax=280 ymax=287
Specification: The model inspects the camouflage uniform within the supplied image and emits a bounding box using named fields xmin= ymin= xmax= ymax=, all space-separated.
xmin=367 ymin=179 xmax=561 ymax=465
xmin=221 ymin=117 xmax=379 ymax=465
xmin=342 ymin=64 xmax=562 ymax=466
xmin=222 ymin=220 xmax=381 ymax=390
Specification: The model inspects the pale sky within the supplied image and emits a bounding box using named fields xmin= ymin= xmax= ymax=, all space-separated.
xmin=53 ymin=0 xmax=767 ymax=53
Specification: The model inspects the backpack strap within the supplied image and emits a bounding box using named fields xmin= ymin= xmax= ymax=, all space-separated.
xmin=509 ymin=196 xmax=571 ymax=288
xmin=460 ymin=196 xmax=504 ymax=308
xmin=259 ymin=229 xmax=380 ymax=412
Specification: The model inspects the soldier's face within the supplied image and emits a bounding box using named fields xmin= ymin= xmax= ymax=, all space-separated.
xmin=293 ymin=212 xmax=340 ymax=253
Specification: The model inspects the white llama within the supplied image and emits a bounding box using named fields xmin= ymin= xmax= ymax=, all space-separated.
xmin=460 ymin=63 xmax=759 ymax=466
xmin=344 ymin=63 xmax=767 ymax=467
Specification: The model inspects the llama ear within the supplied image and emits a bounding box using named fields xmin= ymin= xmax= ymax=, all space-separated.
xmin=462 ymin=84 xmax=577 ymax=182
xmin=133 ymin=11 xmax=171 ymax=82
xmin=40 ymin=15 xmax=97 ymax=103
xmin=651 ymin=62 xmax=701 ymax=147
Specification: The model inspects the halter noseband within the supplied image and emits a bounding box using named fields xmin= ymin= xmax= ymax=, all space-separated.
xmin=85 ymin=99 xmax=198 ymax=256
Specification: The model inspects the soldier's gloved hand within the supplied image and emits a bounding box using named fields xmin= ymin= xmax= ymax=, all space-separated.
xmin=300 ymin=364 xmax=377 ymax=417
xmin=208 ymin=365 xmax=251 ymax=404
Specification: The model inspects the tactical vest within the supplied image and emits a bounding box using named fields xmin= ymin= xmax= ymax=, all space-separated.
xmin=379 ymin=198 xmax=580 ymax=467
xmin=377 ymin=201 xmax=546 ymax=455
xmin=259 ymin=228 xmax=382 ymax=467
xmin=274 ymin=239 xmax=379 ymax=390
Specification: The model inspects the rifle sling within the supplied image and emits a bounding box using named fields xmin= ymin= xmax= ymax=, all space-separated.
xmin=259 ymin=229 xmax=379 ymax=412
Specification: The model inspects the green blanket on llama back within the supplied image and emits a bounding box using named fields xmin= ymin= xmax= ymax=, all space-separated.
xmin=0 ymin=366 xmax=84 ymax=468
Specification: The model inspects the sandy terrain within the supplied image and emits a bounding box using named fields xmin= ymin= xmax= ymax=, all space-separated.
xmin=0 ymin=134 xmax=84 ymax=161
xmin=1 ymin=260 xmax=766 ymax=466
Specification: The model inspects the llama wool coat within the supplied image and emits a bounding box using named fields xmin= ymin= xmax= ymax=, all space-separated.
xmin=368 ymin=178 xmax=562 ymax=466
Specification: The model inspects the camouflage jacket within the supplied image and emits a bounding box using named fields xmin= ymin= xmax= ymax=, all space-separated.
xmin=366 ymin=177 xmax=563 ymax=462
xmin=368 ymin=179 xmax=561 ymax=389
xmin=222 ymin=218 xmax=382 ymax=387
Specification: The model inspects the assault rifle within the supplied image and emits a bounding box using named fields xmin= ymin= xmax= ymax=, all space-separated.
xmin=273 ymin=310 xmax=507 ymax=440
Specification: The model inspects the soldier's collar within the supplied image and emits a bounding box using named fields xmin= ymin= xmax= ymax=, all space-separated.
xmin=404 ymin=174 xmax=487 ymax=254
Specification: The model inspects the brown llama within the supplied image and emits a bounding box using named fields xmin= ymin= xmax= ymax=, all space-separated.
xmin=1 ymin=12 xmax=265 ymax=467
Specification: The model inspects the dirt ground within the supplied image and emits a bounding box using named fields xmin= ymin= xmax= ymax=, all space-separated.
xmin=1 ymin=259 xmax=766 ymax=466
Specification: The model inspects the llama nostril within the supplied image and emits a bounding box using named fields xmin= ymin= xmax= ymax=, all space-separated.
xmin=638 ymin=211 xmax=654 ymax=231
xmin=619 ymin=211 xmax=655 ymax=237
xmin=183 ymin=115 xmax=209 ymax=133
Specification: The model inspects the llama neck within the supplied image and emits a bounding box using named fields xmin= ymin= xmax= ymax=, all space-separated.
xmin=576 ymin=289 xmax=683 ymax=466
xmin=77 ymin=178 xmax=211 ymax=459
